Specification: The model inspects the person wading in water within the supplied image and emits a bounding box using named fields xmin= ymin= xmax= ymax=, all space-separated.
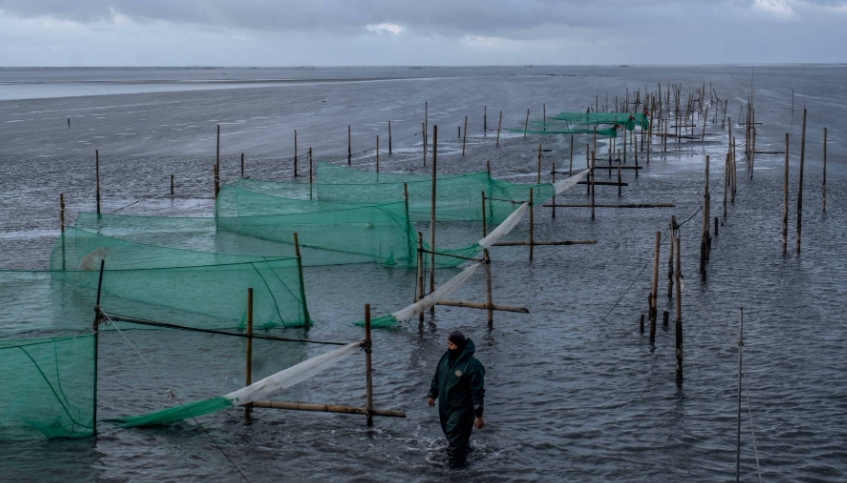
xmin=427 ymin=331 xmax=486 ymax=469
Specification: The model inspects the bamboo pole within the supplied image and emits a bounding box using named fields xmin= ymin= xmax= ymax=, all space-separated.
xmin=60 ymin=193 xmax=66 ymax=270
xmin=422 ymin=122 xmax=426 ymax=166
xmin=417 ymin=232 xmax=425 ymax=327
xmin=823 ymin=127 xmax=827 ymax=213
xmin=569 ymin=135 xmax=574 ymax=176
xmin=376 ymin=135 xmax=379 ymax=173
xmin=484 ymin=249 xmax=493 ymax=328
xmin=700 ymin=155 xmax=710 ymax=278
xmin=701 ymin=107 xmax=709 ymax=140
xmin=650 ymin=231 xmax=661 ymax=346
xmin=171 ymin=174 xmax=174 ymax=195
xmin=750 ymin=128 xmax=756 ymax=179
xmin=295 ymin=129 xmax=298 ymax=174
xmin=590 ymin=151 xmax=596 ymax=220
xmin=481 ymin=192 xmax=487 ymax=237
xmin=797 ymin=109 xmax=806 ymax=253
xmin=293 ymin=233 xmax=311 ymax=324
xmin=724 ymin=153 xmax=729 ymax=218
xmin=364 ymin=304 xmax=374 ymax=426
xmin=536 ymin=144 xmax=542 ymax=184
xmin=388 ymin=121 xmax=392 ymax=155
xmin=95 ymin=149 xmax=101 ymax=214
xmin=668 ymin=215 xmax=675 ymax=298
xmin=251 ymin=400 xmax=405 ymax=418
xmin=430 ymin=126 xmax=437 ymax=311
xmin=240 ymin=153 xmax=244 ymax=178
xmin=736 ymin=306 xmax=743 ymax=483
xmin=617 ymin=159 xmax=622 ymax=197
xmin=543 ymin=203 xmax=675 ymax=209
xmin=245 ymin=287 xmax=253 ymax=422
xmin=216 ymin=124 xmax=220 ymax=181
xmin=496 ymin=111 xmax=502 ymax=147
xmin=551 ymin=164 xmax=557 ymax=219
xmin=524 ymin=108 xmax=530 ymax=138
xmin=309 ymin=148 xmax=314 ymax=200
xmin=92 ymin=259 xmax=105 ymax=438
xmin=213 ymin=164 xmax=218 ymax=199
xmin=462 ymin=116 xmax=468 ymax=156
xmin=492 ymin=240 xmax=596 ymax=246
xmin=675 ymin=237 xmax=683 ymax=383
xmin=529 ymin=189 xmax=534 ymax=261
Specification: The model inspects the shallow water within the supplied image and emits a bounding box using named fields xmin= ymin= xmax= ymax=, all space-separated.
xmin=1 ymin=65 xmax=846 ymax=482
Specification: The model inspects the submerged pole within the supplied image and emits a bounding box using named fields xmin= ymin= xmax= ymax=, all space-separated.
xmin=95 ymin=150 xmax=101 ymax=214
xmin=348 ymin=126 xmax=352 ymax=165
xmin=295 ymin=130 xmax=298 ymax=174
xmin=496 ymin=111 xmax=502 ymax=147
xmin=675 ymin=238 xmax=683 ymax=383
xmin=388 ymin=121 xmax=392 ymax=155
xmin=364 ymin=304 xmax=374 ymax=427
xmin=524 ymin=108 xmax=530 ymax=138
xmin=417 ymin=232 xmax=425 ymax=327
xmin=245 ymin=287 xmax=253 ymax=422
xmin=462 ymin=116 xmax=468 ymax=156
xmin=92 ymin=259 xmax=105 ymax=438
xmin=736 ymin=307 xmax=744 ymax=483
xmin=797 ymin=109 xmax=806 ymax=253
xmin=823 ymin=127 xmax=827 ymax=213
xmin=241 ymin=153 xmax=244 ymax=178
xmin=484 ymin=249 xmax=493 ymax=328
xmin=529 ymin=189 xmax=534 ymax=261
xmin=429 ymin=126 xmax=437 ymax=312
xmin=783 ymin=134 xmax=789 ymax=255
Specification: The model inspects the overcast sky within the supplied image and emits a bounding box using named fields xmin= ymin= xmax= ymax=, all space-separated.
xmin=0 ymin=0 xmax=844 ymax=66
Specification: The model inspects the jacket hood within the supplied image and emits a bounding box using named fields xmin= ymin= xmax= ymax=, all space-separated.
xmin=453 ymin=338 xmax=475 ymax=362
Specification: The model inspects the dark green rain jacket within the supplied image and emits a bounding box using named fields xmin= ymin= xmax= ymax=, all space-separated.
xmin=428 ymin=339 xmax=485 ymax=447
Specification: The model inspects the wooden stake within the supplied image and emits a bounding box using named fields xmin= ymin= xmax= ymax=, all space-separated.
xmin=823 ymin=127 xmax=827 ymax=213
xmin=536 ymin=143 xmax=542 ymax=184
xmin=675 ymin=237 xmax=683 ymax=383
xmin=723 ymin=153 xmax=729 ymax=218
xmin=388 ymin=121 xmax=392 ymax=155
xmin=240 ymin=153 xmax=244 ymax=178
xmin=481 ymin=191 xmax=487 ymax=237
xmin=569 ymin=135 xmax=574 ymax=176
xmin=293 ymin=233 xmax=311 ymax=324
xmin=484 ymin=249 xmax=493 ymax=328
xmin=417 ymin=232 xmax=425 ymax=327
xmin=348 ymin=125 xmax=352 ymax=165
xmin=700 ymin=155 xmax=710 ymax=277
xmin=484 ymin=106 xmax=487 ymax=134
xmin=543 ymin=104 xmax=546 ymax=132
xmin=524 ymin=108 xmax=530 ymax=138
xmin=364 ymin=304 xmax=373 ymax=427
xmin=496 ymin=111 xmax=502 ymax=147
xmin=95 ymin=149 xmax=101 ymax=214
xmin=60 ymin=193 xmax=66 ymax=270
xmin=663 ymin=310 xmax=669 ymax=328
xmin=422 ymin=122 xmax=426 ymax=167
xmin=668 ymin=216 xmax=675 ymax=298
xmin=617 ymin=159 xmax=622 ymax=197
xmin=462 ymin=116 xmax=468 ymax=156
xmin=216 ymin=124 xmax=220 ymax=180
xmin=309 ymin=147 xmax=314 ymax=200
xmin=590 ymin=151 xmax=596 ymax=220
xmin=245 ymin=287 xmax=253 ymax=422
xmin=797 ymin=109 xmax=806 ymax=253
xmin=376 ymin=135 xmax=379 ymax=173
xmin=295 ymin=129 xmax=298 ymax=174
xmin=170 ymin=174 xmax=174 ymax=195
xmin=430 ymin=126 xmax=437 ymax=311
xmin=650 ymin=231 xmax=661 ymax=345
xmin=701 ymin=106 xmax=709 ymax=140
xmin=92 ymin=259 xmax=105 ymax=438
xmin=551 ymin=164 xmax=557 ymax=219
xmin=529 ymin=188 xmax=534 ymax=261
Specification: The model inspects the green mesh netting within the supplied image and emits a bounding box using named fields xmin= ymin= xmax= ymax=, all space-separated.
xmin=545 ymin=112 xmax=650 ymax=131
xmin=49 ymin=228 xmax=310 ymax=330
xmin=234 ymin=162 xmax=555 ymax=223
xmin=511 ymin=126 xmax=619 ymax=137
xmin=0 ymin=335 xmax=94 ymax=440
xmin=112 ymin=396 xmax=233 ymax=428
